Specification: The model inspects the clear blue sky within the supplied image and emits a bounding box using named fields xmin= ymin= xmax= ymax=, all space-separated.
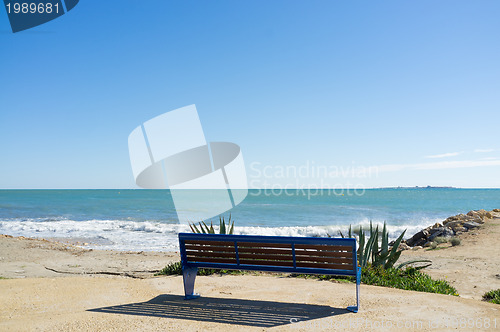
xmin=1 ymin=0 xmax=499 ymax=189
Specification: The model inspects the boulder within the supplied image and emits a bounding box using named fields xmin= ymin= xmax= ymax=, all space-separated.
xmin=463 ymin=221 xmax=481 ymax=229
xmin=478 ymin=209 xmax=488 ymax=218
xmin=428 ymin=227 xmax=454 ymax=242
xmin=429 ymin=227 xmax=444 ymax=234
xmin=467 ymin=210 xmax=479 ymax=217
xmin=473 ymin=217 xmax=485 ymax=224
xmin=444 ymin=221 xmax=463 ymax=229
xmin=406 ymin=229 xmax=430 ymax=247
xmin=443 ymin=216 xmax=459 ymax=225
xmin=398 ymin=243 xmax=410 ymax=251
xmin=468 ymin=209 xmax=487 ymax=219
xmin=486 ymin=211 xmax=493 ymax=219
xmin=452 ymin=226 xmax=468 ymax=233
xmin=413 ymin=235 xmax=430 ymax=247
xmin=389 ymin=240 xmax=409 ymax=247
xmin=493 ymin=209 xmax=500 ymax=213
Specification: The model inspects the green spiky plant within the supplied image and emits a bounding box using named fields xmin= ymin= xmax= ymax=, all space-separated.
xmin=341 ymin=222 xmax=431 ymax=270
xmin=483 ymin=289 xmax=500 ymax=304
xmin=189 ymin=214 xmax=234 ymax=235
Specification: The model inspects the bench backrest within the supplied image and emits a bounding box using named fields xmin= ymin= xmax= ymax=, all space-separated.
xmin=179 ymin=233 xmax=358 ymax=277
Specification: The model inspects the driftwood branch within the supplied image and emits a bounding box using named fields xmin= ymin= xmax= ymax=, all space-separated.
xmin=43 ymin=266 xmax=159 ymax=279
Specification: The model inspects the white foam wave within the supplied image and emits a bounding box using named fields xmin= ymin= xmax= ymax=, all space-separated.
xmin=0 ymin=217 xmax=441 ymax=251
xmin=233 ymin=219 xmax=438 ymax=241
xmin=0 ymin=218 xmax=191 ymax=252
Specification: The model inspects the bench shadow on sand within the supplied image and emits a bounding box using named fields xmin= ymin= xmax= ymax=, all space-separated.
xmin=88 ymin=294 xmax=350 ymax=327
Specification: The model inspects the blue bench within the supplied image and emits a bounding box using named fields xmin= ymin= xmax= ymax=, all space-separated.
xmin=178 ymin=233 xmax=361 ymax=312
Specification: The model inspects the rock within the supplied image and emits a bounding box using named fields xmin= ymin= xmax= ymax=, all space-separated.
xmin=389 ymin=240 xmax=408 ymax=247
xmin=428 ymin=227 xmax=454 ymax=242
xmin=412 ymin=246 xmax=423 ymax=250
xmin=443 ymin=216 xmax=459 ymax=225
xmin=468 ymin=209 xmax=487 ymax=219
xmin=467 ymin=210 xmax=478 ymax=217
xmin=463 ymin=221 xmax=481 ymax=229
xmin=473 ymin=217 xmax=485 ymax=224
xmin=415 ymin=238 xmax=428 ymax=247
xmin=429 ymin=227 xmax=442 ymax=234
xmin=406 ymin=209 xmax=492 ymax=249
xmin=444 ymin=221 xmax=463 ymax=229
xmin=423 ymin=241 xmax=432 ymax=248
xmin=406 ymin=229 xmax=430 ymax=247
xmin=398 ymin=243 xmax=410 ymax=251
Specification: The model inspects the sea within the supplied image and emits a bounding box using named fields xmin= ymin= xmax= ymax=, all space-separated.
xmin=0 ymin=188 xmax=498 ymax=252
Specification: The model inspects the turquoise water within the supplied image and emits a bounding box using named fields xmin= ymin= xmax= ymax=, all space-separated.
xmin=0 ymin=188 xmax=498 ymax=251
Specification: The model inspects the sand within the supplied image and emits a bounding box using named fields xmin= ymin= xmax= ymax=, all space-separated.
xmin=401 ymin=215 xmax=500 ymax=300
xmin=0 ymin=235 xmax=178 ymax=279
xmin=1 ymin=218 xmax=500 ymax=331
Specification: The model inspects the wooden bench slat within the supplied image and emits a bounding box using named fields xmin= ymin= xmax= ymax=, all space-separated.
xmin=239 ymin=259 xmax=294 ymax=267
xmin=296 ymin=262 xmax=353 ymax=270
xmin=294 ymin=244 xmax=352 ymax=252
xmin=238 ymin=253 xmax=293 ymax=261
xmin=295 ymin=256 xmax=353 ymax=264
xmin=186 ymin=251 xmax=236 ymax=258
xmin=186 ymin=254 xmax=351 ymax=264
xmin=237 ymin=242 xmax=292 ymax=249
xmin=237 ymin=248 xmax=293 ymax=255
xmin=184 ymin=240 xmax=235 ymax=246
xmin=294 ymin=250 xmax=353 ymax=258
xmin=184 ymin=245 xmax=236 ymax=252
xmin=185 ymin=256 xmax=353 ymax=270
xmin=186 ymin=256 xmax=237 ymax=264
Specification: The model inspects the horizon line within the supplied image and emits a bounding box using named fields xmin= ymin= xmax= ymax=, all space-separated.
xmin=1 ymin=187 xmax=500 ymax=190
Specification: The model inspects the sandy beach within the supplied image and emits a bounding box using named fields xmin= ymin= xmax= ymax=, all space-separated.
xmin=1 ymin=216 xmax=500 ymax=331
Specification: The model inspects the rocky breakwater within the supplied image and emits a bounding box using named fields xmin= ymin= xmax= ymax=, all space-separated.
xmin=404 ymin=209 xmax=500 ymax=249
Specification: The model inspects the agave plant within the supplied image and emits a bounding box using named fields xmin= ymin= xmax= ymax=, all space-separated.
xmin=341 ymin=222 xmax=431 ymax=270
xmin=189 ymin=214 xmax=234 ymax=235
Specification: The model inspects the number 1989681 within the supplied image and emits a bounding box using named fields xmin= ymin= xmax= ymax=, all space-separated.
xmin=6 ymin=2 xmax=59 ymax=14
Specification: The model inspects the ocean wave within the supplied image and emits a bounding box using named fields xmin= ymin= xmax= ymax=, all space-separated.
xmin=0 ymin=217 xmax=441 ymax=251
xmin=0 ymin=218 xmax=189 ymax=252
xmin=233 ymin=220 xmax=438 ymax=241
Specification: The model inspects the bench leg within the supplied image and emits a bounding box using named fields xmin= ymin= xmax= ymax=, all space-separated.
xmin=347 ymin=267 xmax=361 ymax=313
xmin=183 ymin=267 xmax=200 ymax=299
